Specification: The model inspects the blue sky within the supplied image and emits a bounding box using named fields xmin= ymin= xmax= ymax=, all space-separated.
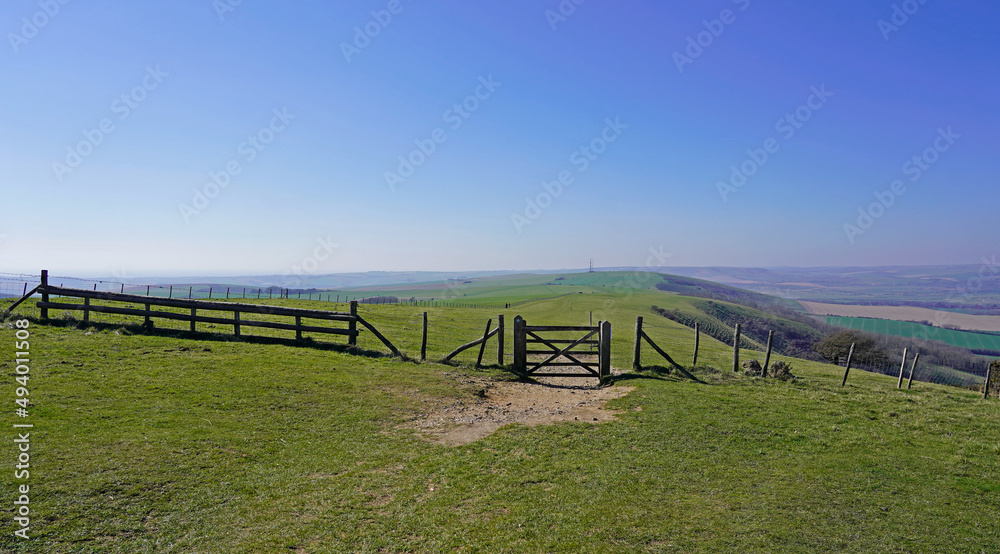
xmin=1 ymin=0 xmax=997 ymax=277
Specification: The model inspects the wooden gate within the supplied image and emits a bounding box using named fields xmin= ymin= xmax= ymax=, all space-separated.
xmin=512 ymin=316 xmax=611 ymax=380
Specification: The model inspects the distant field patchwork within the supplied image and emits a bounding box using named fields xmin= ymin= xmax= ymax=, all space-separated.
xmin=800 ymin=300 xmax=1000 ymax=332
xmin=826 ymin=315 xmax=1000 ymax=353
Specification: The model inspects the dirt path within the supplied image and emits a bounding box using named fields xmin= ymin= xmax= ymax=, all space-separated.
xmin=400 ymin=376 xmax=634 ymax=446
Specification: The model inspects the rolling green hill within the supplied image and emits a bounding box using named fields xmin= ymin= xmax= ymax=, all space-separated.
xmin=653 ymin=298 xmax=827 ymax=360
xmin=1 ymin=277 xmax=998 ymax=552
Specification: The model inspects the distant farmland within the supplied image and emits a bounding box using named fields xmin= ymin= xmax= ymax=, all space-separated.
xmin=826 ymin=315 xmax=1000 ymax=355
xmin=800 ymin=300 xmax=1000 ymax=332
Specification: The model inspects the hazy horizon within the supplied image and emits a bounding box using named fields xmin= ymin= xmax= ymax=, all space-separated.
xmin=3 ymin=1 xmax=997 ymax=277
xmin=9 ymin=262 xmax=993 ymax=282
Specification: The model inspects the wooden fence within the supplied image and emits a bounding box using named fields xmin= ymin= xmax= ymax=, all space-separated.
xmin=441 ymin=314 xmax=504 ymax=367
xmin=32 ymin=270 xmax=400 ymax=355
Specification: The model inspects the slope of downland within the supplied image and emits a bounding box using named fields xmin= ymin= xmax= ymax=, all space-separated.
xmin=0 ymin=285 xmax=998 ymax=552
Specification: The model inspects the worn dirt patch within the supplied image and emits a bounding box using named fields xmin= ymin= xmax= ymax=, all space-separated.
xmin=401 ymin=377 xmax=633 ymax=446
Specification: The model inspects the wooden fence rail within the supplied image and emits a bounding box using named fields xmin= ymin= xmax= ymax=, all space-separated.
xmin=33 ymin=270 xmax=401 ymax=355
xmin=442 ymin=315 xmax=504 ymax=367
xmin=632 ymin=317 xmax=696 ymax=380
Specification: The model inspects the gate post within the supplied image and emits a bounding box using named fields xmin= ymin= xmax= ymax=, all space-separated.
xmin=497 ymin=314 xmax=505 ymax=366
xmin=513 ymin=316 xmax=526 ymax=372
xmin=599 ymin=320 xmax=612 ymax=382
xmin=40 ymin=270 xmax=49 ymax=321
xmin=349 ymin=301 xmax=358 ymax=346
xmin=632 ymin=316 xmax=643 ymax=371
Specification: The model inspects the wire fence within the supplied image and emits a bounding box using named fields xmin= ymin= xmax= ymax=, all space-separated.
xmin=646 ymin=309 xmax=994 ymax=394
xmin=0 ymin=273 xmax=41 ymax=299
xmin=0 ymin=273 xmax=507 ymax=309
xmin=833 ymin=346 xmax=987 ymax=391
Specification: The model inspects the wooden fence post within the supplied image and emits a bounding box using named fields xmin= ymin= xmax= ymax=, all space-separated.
xmin=475 ymin=319 xmax=492 ymax=368
xmin=144 ymin=303 xmax=152 ymax=328
xmin=513 ymin=316 xmax=526 ymax=372
xmin=599 ymin=320 xmax=612 ymax=382
xmin=226 ymin=287 xmax=230 ymax=299
xmin=732 ymin=323 xmax=741 ymax=372
xmin=348 ymin=301 xmax=358 ymax=346
xmin=83 ymin=297 xmax=90 ymax=323
xmin=233 ymin=310 xmax=240 ymax=337
xmin=40 ymin=270 xmax=49 ymax=320
xmin=906 ymin=352 xmax=920 ymax=389
xmin=897 ymin=348 xmax=908 ymax=389
xmin=762 ymin=330 xmax=774 ymax=379
xmin=420 ymin=312 xmax=428 ymax=361
xmin=146 ymin=285 xmax=150 ymax=296
xmin=189 ymin=286 xmax=192 ymax=299
xmin=120 ymin=284 xmax=124 ymax=294
xmin=985 ymin=362 xmax=995 ymax=399
xmin=169 ymin=285 xmax=173 ymax=299
xmin=295 ymin=316 xmax=302 ymax=341
xmin=497 ymin=314 xmax=505 ymax=365
xmin=208 ymin=287 xmax=212 ymax=299
xmin=841 ymin=343 xmax=855 ymax=386
xmin=692 ymin=321 xmax=699 ymax=367
xmin=632 ymin=316 xmax=643 ymax=371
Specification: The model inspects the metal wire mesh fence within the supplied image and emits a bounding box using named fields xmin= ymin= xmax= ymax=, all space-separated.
xmin=832 ymin=344 xmax=987 ymax=391
xmin=0 ymin=272 xmax=506 ymax=309
xmin=0 ymin=273 xmax=39 ymax=299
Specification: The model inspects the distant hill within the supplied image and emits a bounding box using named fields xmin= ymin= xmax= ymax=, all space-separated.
xmin=653 ymin=274 xmax=796 ymax=309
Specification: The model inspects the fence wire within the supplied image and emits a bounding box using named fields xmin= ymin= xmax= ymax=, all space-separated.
xmin=0 ymin=273 xmax=38 ymax=299
xmin=0 ymin=272 xmax=504 ymax=309
xmin=836 ymin=347 xmax=987 ymax=391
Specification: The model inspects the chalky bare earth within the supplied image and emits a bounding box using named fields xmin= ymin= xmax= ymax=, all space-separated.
xmin=401 ymin=376 xmax=634 ymax=446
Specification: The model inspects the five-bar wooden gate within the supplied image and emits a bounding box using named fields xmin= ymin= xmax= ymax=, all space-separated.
xmin=512 ymin=316 xmax=611 ymax=380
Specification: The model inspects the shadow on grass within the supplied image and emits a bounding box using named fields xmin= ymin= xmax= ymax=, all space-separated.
xmin=610 ymin=365 xmax=708 ymax=385
xmin=24 ymin=315 xmax=400 ymax=361
xmin=437 ymin=359 xmax=530 ymax=381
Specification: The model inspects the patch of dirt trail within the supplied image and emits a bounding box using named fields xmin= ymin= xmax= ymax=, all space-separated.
xmin=401 ymin=376 xmax=633 ymax=446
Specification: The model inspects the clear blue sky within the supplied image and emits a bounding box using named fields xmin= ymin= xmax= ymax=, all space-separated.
xmin=2 ymin=0 xmax=997 ymax=277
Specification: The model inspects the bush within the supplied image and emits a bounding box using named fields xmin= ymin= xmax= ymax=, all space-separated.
xmin=768 ymin=361 xmax=796 ymax=381
xmin=742 ymin=359 xmax=763 ymax=376
xmin=814 ymin=330 xmax=888 ymax=366
xmin=988 ymin=360 xmax=1000 ymax=397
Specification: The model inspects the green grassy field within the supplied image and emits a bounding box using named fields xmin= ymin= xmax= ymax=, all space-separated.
xmin=1 ymin=284 xmax=999 ymax=552
xmin=330 ymin=271 xmax=665 ymax=306
xmin=827 ymin=315 xmax=1000 ymax=354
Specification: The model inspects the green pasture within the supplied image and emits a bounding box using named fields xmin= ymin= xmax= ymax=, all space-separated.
xmin=0 ymin=285 xmax=998 ymax=552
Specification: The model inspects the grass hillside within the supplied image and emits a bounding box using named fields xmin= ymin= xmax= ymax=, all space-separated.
xmin=652 ymin=298 xmax=827 ymax=360
xmin=1 ymin=282 xmax=998 ymax=552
